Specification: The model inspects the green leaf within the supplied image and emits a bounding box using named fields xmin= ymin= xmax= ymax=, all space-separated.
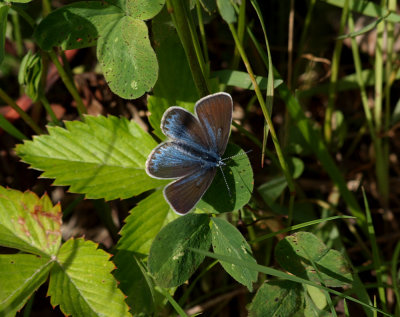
xmin=257 ymin=175 xmax=287 ymax=204
xmin=0 ymin=254 xmax=53 ymax=316
xmin=258 ymin=157 xmax=304 ymax=205
xmin=248 ymin=280 xmax=304 ymax=317
xmin=0 ymin=3 xmax=9 ymax=66
xmin=197 ymin=143 xmax=254 ymax=213
xmin=97 ymin=16 xmax=158 ymax=99
xmin=48 ymin=238 xmax=130 ymax=316
xmin=337 ymin=12 xmax=390 ymax=39
xmin=306 ymin=285 xmax=327 ymax=311
xmin=0 ymin=187 xmax=62 ymax=256
xmin=16 ymin=115 xmax=164 ymax=200
xmin=117 ymin=189 xmax=171 ymax=255
xmin=275 ymin=232 xmax=353 ymax=288
xmin=117 ymin=0 xmax=165 ymax=20
xmin=216 ymin=0 xmax=236 ymax=23
xmin=212 ymin=70 xmax=283 ymax=90
xmin=113 ymin=252 xmax=158 ymax=315
xmin=34 ymin=1 xmax=160 ymax=99
xmin=211 ymin=218 xmax=257 ymax=291
xmin=303 ymin=288 xmax=331 ymax=317
xmin=148 ymin=214 xmax=212 ymax=288
xmin=18 ymin=50 xmax=43 ymax=102
xmin=34 ymin=2 xmax=123 ymax=50
xmin=189 ymin=248 xmax=389 ymax=317
xmin=391 ymin=98 xmax=400 ymax=125
xmin=0 ymin=113 xmax=27 ymax=140
xmin=320 ymin=0 xmax=400 ymax=23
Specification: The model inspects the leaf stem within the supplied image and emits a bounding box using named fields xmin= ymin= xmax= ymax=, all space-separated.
xmin=166 ymin=0 xmax=210 ymax=97
xmin=324 ymin=0 xmax=349 ymax=145
xmin=48 ymin=50 xmax=87 ymax=117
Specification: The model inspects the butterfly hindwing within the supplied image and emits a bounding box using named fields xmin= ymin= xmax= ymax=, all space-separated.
xmin=164 ymin=167 xmax=217 ymax=214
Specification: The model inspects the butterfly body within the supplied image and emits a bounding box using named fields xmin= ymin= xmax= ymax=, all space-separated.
xmin=146 ymin=92 xmax=233 ymax=214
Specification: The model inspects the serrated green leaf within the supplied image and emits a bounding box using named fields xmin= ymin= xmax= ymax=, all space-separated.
xmin=197 ymin=143 xmax=254 ymax=213
xmin=0 ymin=3 xmax=9 ymax=66
xmin=97 ymin=16 xmax=158 ymax=99
xmin=113 ymin=251 xmax=158 ymax=315
xmin=34 ymin=2 xmax=123 ymax=50
xmin=211 ymin=218 xmax=257 ymax=291
xmin=16 ymin=115 xmax=164 ymax=200
xmin=275 ymin=232 xmax=353 ymax=287
xmin=48 ymin=238 xmax=130 ymax=317
xmin=117 ymin=189 xmax=171 ymax=255
xmin=148 ymin=214 xmax=211 ymax=288
xmin=0 ymin=187 xmax=62 ymax=256
xmin=248 ymin=280 xmax=304 ymax=317
xmin=0 ymin=254 xmax=53 ymax=316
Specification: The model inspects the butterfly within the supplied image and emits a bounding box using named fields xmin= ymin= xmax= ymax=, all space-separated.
xmin=145 ymin=92 xmax=233 ymax=215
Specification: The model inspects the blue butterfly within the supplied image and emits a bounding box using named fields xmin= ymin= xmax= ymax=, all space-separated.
xmin=145 ymin=92 xmax=233 ymax=214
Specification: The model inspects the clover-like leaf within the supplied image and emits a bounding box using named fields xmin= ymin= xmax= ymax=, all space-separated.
xmin=16 ymin=115 xmax=164 ymax=200
xmin=248 ymin=280 xmax=304 ymax=317
xmin=34 ymin=0 xmax=164 ymax=99
xmin=211 ymin=218 xmax=257 ymax=291
xmin=148 ymin=214 xmax=212 ymax=288
xmin=49 ymin=238 xmax=130 ymax=316
xmin=113 ymin=251 xmax=158 ymax=315
xmin=34 ymin=2 xmax=122 ymax=50
xmin=97 ymin=17 xmax=158 ymax=99
xmin=197 ymin=143 xmax=254 ymax=213
xmin=275 ymin=232 xmax=353 ymax=287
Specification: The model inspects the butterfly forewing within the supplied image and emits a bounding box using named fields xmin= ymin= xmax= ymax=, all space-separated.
xmin=164 ymin=167 xmax=217 ymax=214
xmin=195 ymin=92 xmax=233 ymax=156
xmin=146 ymin=142 xmax=204 ymax=179
xmin=161 ymin=107 xmax=209 ymax=150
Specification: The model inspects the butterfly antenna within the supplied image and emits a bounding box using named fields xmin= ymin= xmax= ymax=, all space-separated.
xmin=221 ymin=149 xmax=252 ymax=162
xmin=218 ymin=165 xmax=232 ymax=197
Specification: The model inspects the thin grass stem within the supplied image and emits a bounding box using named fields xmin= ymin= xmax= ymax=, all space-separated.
xmin=324 ymin=0 xmax=349 ymax=145
xmin=0 ymin=88 xmax=42 ymax=135
xmin=48 ymin=50 xmax=87 ymax=117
